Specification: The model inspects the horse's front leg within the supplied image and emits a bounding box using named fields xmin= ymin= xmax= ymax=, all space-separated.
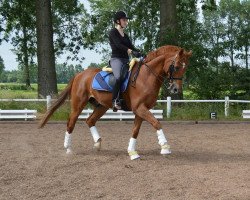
xmin=128 ymin=115 xmax=143 ymax=160
xmin=134 ymin=105 xmax=171 ymax=156
xmin=86 ymin=106 xmax=108 ymax=151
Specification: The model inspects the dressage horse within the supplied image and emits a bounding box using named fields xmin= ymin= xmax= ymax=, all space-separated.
xmin=39 ymin=45 xmax=192 ymax=160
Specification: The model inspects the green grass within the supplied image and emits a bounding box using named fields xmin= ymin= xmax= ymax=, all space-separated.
xmin=0 ymin=83 xmax=67 ymax=99
xmin=0 ymin=83 xmax=69 ymax=120
xmin=155 ymin=102 xmax=250 ymax=121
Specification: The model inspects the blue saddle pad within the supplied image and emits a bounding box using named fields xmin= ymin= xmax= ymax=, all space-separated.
xmin=92 ymin=71 xmax=131 ymax=92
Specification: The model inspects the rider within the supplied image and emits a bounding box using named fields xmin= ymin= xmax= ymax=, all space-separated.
xmin=109 ymin=10 xmax=141 ymax=111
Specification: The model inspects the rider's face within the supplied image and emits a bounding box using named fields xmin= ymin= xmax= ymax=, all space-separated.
xmin=119 ymin=18 xmax=128 ymax=28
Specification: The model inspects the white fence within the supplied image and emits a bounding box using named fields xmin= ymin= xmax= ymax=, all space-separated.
xmin=0 ymin=109 xmax=37 ymax=120
xmin=79 ymin=109 xmax=163 ymax=121
xmin=1 ymin=96 xmax=250 ymax=118
xmin=242 ymin=110 xmax=250 ymax=119
xmin=158 ymin=96 xmax=250 ymax=118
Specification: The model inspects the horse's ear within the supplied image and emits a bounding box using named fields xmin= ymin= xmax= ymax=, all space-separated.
xmin=187 ymin=50 xmax=192 ymax=57
xmin=178 ymin=48 xmax=184 ymax=56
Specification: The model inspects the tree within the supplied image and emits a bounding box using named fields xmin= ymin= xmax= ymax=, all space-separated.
xmin=1 ymin=0 xmax=86 ymax=92
xmin=0 ymin=56 xmax=5 ymax=79
xmin=56 ymin=63 xmax=83 ymax=83
xmin=159 ymin=0 xmax=177 ymax=46
xmin=234 ymin=0 xmax=250 ymax=70
xmin=159 ymin=0 xmax=179 ymax=100
xmin=82 ymin=0 xmax=159 ymax=55
xmin=0 ymin=0 xmax=36 ymax=87
xmin=201 ymin=0 xmax=217 ymax=10
xmin=220 ymin=0 xmax=241 ymax=69
xmin=203 ymin=4 xmax=226 ymax=73
xmin=36 ymin=0 xmax=58 ymax=98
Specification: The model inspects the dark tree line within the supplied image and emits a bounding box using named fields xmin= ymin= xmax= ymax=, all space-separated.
xmin=0 ymin=62 xmax=84 ymax=84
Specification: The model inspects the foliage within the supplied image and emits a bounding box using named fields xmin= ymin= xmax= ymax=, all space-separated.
xmin=0 ymin=56 xmax=4 ymax=76
xmin=56 ymin=63 xmax=84 ymax=83
xmin=81 ymin=0 xmax=159 ymax=57
xmin=0 ymin=83 xmax=35 ymax=90
xmin=0 ymin=0 xmax=87 ymax=90
xmin=0 ymin=0 xmax=249 ymax=100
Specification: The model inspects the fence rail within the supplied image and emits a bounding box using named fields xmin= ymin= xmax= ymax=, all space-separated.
xmin=79 ymin=109 xmax=163 ymax=121
xmin=0 ymin=109 xmax=37 ymax=120
xmin=1 ymin=96 xmax=250 ymax=118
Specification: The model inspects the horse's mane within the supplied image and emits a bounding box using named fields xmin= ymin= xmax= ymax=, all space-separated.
xmin=145 ymin=45 xmax=181 ymax=62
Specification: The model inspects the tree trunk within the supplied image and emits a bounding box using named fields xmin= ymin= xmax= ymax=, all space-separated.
xmin=245 ymin=45 xmax=248 ymax=70
xmin=22 ymin=26 xmax=31 ymax=88
xmin=160 ymin=0 xmax=182 ymax=100
xmin=36 ymin=0 xmax=57 ymax=98
xmin=159 ymin=0 xmax=177 ymax=45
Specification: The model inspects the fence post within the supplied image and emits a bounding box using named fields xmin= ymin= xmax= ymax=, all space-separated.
xmin=225 ymin=96 xmax=229 ymax=117
xmin=25 ymin=108 xmax=28 ymax=121
xmin=167 ymin=96 xmax=171 ymax=118
xmin=47 ymin=95 xmax=51 ymax=110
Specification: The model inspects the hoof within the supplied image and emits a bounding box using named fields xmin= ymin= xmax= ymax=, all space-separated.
xmin=161 ymin=144 xmax=171 ymax=155
xmin=161 ymin=148 xmax=171 ymax=155
xmin=128 ymin=151 xmax=141 ymax=160
xmin=66 ymin=148 xmax=73 ymax=154
xmin=93 ymin=138 xmax=102 ymax=151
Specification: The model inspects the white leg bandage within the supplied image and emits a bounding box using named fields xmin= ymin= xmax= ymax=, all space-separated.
xmin=64 ymin=131 xmax=72 ymax=149
xmin=128 ymin=138 xmax=137 ymax=152
xmin=157 ymin=129 xmax=168 ymax=146
xmin=128 ymin=138 xmax=140 ymax=160
xmin=157 ymin=129 xmax=171 ymax=155
xmin=90 ymin=126 xmax=101 ymax=143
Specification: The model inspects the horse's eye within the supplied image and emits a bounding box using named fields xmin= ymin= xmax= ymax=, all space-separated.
xmin=175 ymin=67 xmax=181 ymax=72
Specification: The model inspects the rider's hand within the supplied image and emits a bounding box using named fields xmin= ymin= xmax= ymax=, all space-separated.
xmin=127 ymin=49 xmax=133 ymax=55
xmin=132 ymin=51 xmax=142 ymax=58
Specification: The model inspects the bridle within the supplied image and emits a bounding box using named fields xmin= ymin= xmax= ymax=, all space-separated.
xmin=143 ymin=54 xmax=185 ymax=86
xmin=168 ymin=56 xmax=186 ymax=82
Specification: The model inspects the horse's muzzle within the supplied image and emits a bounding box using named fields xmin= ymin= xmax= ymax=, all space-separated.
xmin=168 ymin=83 xmax=180 ymax=94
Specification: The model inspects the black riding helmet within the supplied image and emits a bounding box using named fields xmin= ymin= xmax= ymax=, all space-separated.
xmin=113 ymin=11 xmax=131 ymax=23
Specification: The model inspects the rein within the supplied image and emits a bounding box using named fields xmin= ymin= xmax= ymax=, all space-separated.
xmin=144 ymin=63 xmax=169 ymax=89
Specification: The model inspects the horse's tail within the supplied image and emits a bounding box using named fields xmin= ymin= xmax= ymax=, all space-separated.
xmin=38 ymin=77 xmax=75 ymax=128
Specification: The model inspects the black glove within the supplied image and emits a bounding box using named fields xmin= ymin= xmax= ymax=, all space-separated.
xmin=132 ymin=51 xmax=142 ymax=58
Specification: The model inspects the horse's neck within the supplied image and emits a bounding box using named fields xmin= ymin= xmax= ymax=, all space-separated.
xmin=134 ymin=55 xmax=165 ymax=95
xmin=144 ymin=55 xmax=165 ymax=77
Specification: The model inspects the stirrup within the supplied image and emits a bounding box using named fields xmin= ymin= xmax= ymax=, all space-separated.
xmin=112 ymin=100 xmax=121 ymax=112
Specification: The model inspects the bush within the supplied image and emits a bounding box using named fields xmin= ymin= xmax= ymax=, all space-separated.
xmin=0 ymin=83 xmax=35 ymax=91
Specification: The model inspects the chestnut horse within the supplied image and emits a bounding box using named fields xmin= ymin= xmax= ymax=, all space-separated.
xmin=39 ymin=45 xmax=192 ymax=160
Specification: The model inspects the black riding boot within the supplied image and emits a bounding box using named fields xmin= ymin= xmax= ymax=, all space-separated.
xmin=112 ymin=79 xmax=121 ymax=112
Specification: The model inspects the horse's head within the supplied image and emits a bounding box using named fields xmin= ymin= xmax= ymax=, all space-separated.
xmin=163 ymin=49 xmax=192 ymax=94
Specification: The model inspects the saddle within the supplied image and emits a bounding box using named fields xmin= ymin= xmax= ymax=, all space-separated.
xmin=91 ymin=58 xmax=139 ymax=92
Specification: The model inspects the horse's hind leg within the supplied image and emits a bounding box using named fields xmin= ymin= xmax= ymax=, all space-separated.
xmin=128 ymin=115 xmax=143 ymax=160
xmin=86 ymin=105 xmax=108 ymax=151
xmin=64 ymin=96 xmax=88 ymax=154
xmin=134 ymin=105 xmax=171 ymax=156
